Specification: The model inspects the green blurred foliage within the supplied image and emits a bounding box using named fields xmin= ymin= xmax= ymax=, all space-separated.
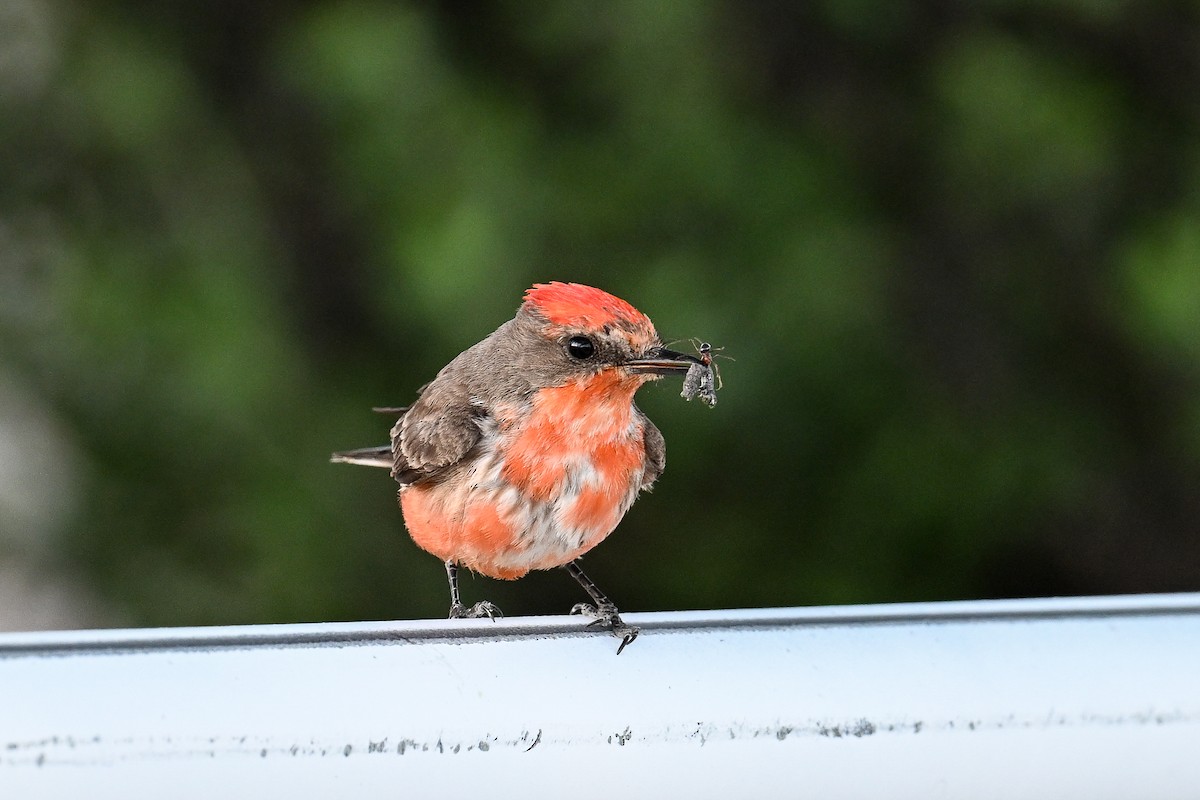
xmin=1 ymin=0 xmax=1199 ymax=628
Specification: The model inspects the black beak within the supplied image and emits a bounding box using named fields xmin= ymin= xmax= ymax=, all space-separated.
xmin=625 ymin=347 xmax=703 ymax=376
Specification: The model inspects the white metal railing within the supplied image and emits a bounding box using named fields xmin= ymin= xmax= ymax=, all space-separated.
xmin=3 ymin=593 xmax=1200 ymax=799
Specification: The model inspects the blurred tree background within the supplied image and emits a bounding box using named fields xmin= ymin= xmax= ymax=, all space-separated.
xmin=1 ymin=0 xmax=1199 ymax=631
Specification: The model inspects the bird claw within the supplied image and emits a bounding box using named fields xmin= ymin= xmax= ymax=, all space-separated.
xmin=569 ymin=602 xmax=597 ymax=617
xmin=569 ymin=603 xmax=640 ymax=654
xmin=449 ymin=600 xmax=503 ymax=620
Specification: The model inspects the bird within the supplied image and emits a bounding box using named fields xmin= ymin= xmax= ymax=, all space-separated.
xmin=332 ymin=281 xmax=705 ymax=653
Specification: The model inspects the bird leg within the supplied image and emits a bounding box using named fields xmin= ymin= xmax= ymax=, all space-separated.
xmin=445 ymin=560 xmax=502 ymax=620
xmin=563 ymin=560 xmax=639 ymax=654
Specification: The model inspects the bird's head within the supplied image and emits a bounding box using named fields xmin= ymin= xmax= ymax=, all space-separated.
xmin=515 ymin=282 xmax=700 ymax=391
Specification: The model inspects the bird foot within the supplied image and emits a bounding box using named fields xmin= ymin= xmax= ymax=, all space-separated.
xmin=569 ymin=603 xmax=640 ymax=654
xmin=449 ymin=600 xmax=503 ymax=620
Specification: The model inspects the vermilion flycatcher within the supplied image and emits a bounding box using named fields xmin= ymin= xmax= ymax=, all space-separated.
xmin=332 ymin=282 xmax=710 ymax=652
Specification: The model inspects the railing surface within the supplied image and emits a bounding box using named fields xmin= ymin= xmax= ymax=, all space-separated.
xmin=3 ymin=593 xmax=1199 ymax=799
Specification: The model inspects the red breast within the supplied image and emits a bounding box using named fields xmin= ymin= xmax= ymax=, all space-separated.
xmin=400 ymin=372 xmax=648 ymax=580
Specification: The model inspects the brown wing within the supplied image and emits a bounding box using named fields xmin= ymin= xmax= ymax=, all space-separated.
xmin=390 ymin=381 xmax=484 ymax=487
xmin=639 ymin=410 xmax=666 ymax=490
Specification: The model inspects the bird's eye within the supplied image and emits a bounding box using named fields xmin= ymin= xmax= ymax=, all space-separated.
xmin=566 ymin=335 xmax=596 ymax=360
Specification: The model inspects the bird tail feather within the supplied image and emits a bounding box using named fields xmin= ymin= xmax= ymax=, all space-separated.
xmin=330 ymin=445 xmax=392 ymax=468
